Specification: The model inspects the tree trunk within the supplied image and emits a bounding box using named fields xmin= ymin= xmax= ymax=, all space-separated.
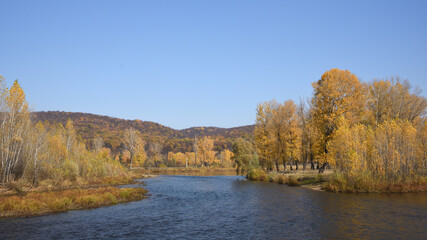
xmin=295 ymin=160 xmax=299 ymax=170
xmin=318 ymin=162 xmax=329 ymax=173
xmin=275 ymin=161 xmax=280 ymax=172
xmin=310 ymin=152 xmax=315 ymax=170
xmin=33 ymin=151 xmax=38 ymax=186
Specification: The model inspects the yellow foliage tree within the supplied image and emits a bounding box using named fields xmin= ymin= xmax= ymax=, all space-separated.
xmin=0 ymin=80 xmax=31 ymax=182
xmin=255 ymin=101 xmax=276 ymax=171
xmin=195 ymin=136 xmax=215 ymax=167
xmin=311 ymin=69 xmax=366 ymax=168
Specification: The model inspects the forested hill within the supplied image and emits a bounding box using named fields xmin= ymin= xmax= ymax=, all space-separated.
xmin=31 ymin=111 xmax=254 ymax=152
xmin=180 ymin=125 xmax=255 ymax=139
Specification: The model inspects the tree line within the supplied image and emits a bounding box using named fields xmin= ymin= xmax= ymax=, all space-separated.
xmin=31 ymin=111 xmax=253 ymax=153
xmin=246 ymin=69 xmax=426 ymax=183
xmin=0 ymin=75 xmax=238 ymax=185
xmin=0 ymin=76 xmax=126 ymax=184
xmin=120 ymin=130 xmax=234 ymax=169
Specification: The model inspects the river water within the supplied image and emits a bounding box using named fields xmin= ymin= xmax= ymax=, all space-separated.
xmin=1 ymin=175 xmax=426 ymax=239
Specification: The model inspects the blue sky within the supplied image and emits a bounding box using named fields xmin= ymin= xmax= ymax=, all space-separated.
xmin=1 ymin=0 xmax=426 ymax=129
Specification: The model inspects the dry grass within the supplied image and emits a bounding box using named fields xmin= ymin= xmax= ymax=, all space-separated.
xmin=247 ymin=168 xmax=327 ymax=188
xmin=0 ymin=186 xmax=148 ymax=218
xmin=323 ymin=172 xmax=427 ymax=193
xmin=0 ymin=173 xmax=144 ymax=196
xmin=247 ymin=168 xmax=427 ymax=193
xmin=0 ymin=171 xmax=151 ymax=218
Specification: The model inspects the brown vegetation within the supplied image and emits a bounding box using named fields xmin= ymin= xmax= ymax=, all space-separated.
xmin=323 ymin=172 xmax=427 ymax=193
xmin=0 ymin=186 xmax=147 ymax=218
xmin=246 ymin=168 xmax=328 ymax=188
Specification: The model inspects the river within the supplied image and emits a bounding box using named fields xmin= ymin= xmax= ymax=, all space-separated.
xmin=1 ymin=175 xmax=426 ymax=239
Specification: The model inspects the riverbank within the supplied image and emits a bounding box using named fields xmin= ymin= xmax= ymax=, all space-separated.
xmin=322 ymin=172 xmax=427 ymax=193
xmin=247 ymin=168 xmax=330 ymax=190
xmin=2 ymin=175 xmax=426 ymax=240
xmin=246 ymin=168 xmax=427 ymax=193
xmin=0 ymin=172 xmax=151 ymax=218
xmin=0 ymin=186 xmax=147 ymax=218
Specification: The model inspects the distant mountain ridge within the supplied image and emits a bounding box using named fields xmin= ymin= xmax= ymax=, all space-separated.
xmin=31 ymin=111 xmax=254 ymax=152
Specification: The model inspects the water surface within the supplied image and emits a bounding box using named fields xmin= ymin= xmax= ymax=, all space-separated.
xmin=1 ymin=175 xmax=426 ymax=239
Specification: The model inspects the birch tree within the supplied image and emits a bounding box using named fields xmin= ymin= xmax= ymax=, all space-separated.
xmin=0 ymin=80 xmax=31 ymax=183
xmin=124 ymin=128 xmax=139 ymax=169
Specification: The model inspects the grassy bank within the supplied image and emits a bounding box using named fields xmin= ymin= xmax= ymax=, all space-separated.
xmin=247 ymin=168 xmax=328 ymax=189
xmin=0 ymin=171 xmax=150 ymax=196
xmin=0 ymin=171 xmax=152 ymax=218
xmin=323 ymin=172 xmax=427 ymax=193
xmin=246 ymin=169 xmax=427 ymax=193
xmin=0 ymin=186 xmax=147 ymax=218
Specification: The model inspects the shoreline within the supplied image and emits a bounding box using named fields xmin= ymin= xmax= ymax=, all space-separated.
xmin=0 ymin=173 xmax=152 ymax=219
xmin=0 ymin=168 xmax=235 ymax=219
xmin=246 ymin=169 xmax=427 ymax=193
xmin=3 ymin=167 xmax=425 ymax=218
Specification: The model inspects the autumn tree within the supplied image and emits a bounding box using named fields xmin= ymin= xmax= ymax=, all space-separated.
xmin=30 ymin=122 xmax=47 ymax=185
xmin=193 ymin=137 xmax=199 ymax=167
xmin=167 ymin=152 xmax=187 ymax=167
xmin=195 ymin=136 xmax=215 ymax=167
xmin=311 ymin=69 xmax=366 ymax=171
xmin=367 ymin=77 xmax=427 ymax=125
xmin=185 ymin=151 xmax=195 ymax=167
xmin=148 ymin=141 xmax=163 ymax=167
xmin=65 ymin=119 xmax=76 ymax=154
xmin=218 ymin=149 xmax=233 ymax=167
xmin=0 ymin=80 xmax=31 ymax=183
xmin=268 ymin=100 xmax=285 ymax=171
xmin=232 ymin=138 xmax=257 ymax=174
xmin=281 ymin=100 xmax=301 ymax=170
xmin=254 ymin=101 xmax=276 ymax=171
xmin=132 ymin=141 xmax=147 ymax=168
xmin=123 ymin=128 xmax=145 ymax=169
xmin=254 ymin=100 xmax=302 ymax=172
xmin=297 ymin=99 xmax=316 ymax=170
xmin=93 ymin=136 xmax=104 ymax=152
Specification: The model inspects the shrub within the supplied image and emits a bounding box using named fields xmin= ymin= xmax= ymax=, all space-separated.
xmin=247 ymin=168 xmax=267 ymax=181
xmin=276 ymin=175 xmax=286 ymax=184
xmin=287 ymin=176 xmax=300 ymax=186
xmin=6 ymin=182 xmax=25 ymax=194
xmin=62 ymin=159 xmax=80 ymax=182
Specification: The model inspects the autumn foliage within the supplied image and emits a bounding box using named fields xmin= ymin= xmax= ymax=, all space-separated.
xmin=0 ymin=77 xmax=127 ymax=185
xmin=254 ymin=69 xmax=427 ymax=192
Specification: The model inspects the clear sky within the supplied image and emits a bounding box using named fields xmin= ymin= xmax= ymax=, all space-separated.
xmin=1 ymin=0 xmax=426 ymax=129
